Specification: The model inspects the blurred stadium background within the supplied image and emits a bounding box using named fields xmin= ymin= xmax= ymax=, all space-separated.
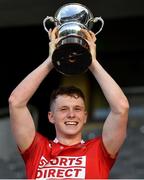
xmin=0 ymin=0 xmax=144 ymax=178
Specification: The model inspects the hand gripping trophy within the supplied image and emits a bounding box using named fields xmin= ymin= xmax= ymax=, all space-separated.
xmin=43 ymin=3 xmax=104 ymax=75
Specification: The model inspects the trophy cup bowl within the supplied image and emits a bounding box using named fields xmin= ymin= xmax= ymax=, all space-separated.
xmin=43 ymin=3 xmax=104 ymax=75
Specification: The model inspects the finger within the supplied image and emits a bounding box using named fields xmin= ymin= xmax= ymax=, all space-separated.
xmin=51 ymin=27 xmax=58 ymax=41
xmin=49 ymin=37 xmax=61 ymax=49
xmin=89 ymin=30 xmax=97 ymax=42
xmin=55 ymin=37 xmax=62 ymax=44
xmin=80 ymin=29 xmax=92 ymax=41
xmin=48 ymin=28 xmax=52 ymax=40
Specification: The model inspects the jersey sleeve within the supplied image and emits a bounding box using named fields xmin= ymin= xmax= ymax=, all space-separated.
xmin=20 ymin=132 xmax=50 ymax=159
xmin=98 ymin=137 xmax=118 ymax=168
xmin=18 ymin=132 xmax=51 ymax=179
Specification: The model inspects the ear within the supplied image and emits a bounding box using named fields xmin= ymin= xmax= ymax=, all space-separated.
xmin=48 ymin=111 xmax=55 ymax=124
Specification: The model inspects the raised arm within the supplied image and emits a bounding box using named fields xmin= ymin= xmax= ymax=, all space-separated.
xmin=8 ymin=28 xmax=57 ymax=152
xmin=86 ymin=30 xmax=129 ymax=157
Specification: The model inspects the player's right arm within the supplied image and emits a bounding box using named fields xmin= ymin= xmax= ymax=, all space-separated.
xmin=8 ymin=27 xmax=58 ymax=153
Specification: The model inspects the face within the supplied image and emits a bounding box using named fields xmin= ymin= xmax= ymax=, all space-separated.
xmin=48 ymin=95 xmax=87 ymax=139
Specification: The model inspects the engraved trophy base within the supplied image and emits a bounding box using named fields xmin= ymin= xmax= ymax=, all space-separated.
xmin=52 ymin=36 xmax=92 ymax=75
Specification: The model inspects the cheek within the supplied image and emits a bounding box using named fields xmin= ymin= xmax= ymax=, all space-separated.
xmin=77 ymin=113 xmax=86 ymax=121
xmin=82 ymin=113 xmax=87 ymax=123
xmin=53 ymin=113 xmax=66 ymax=123
xmin=55 ymin=112 xmax=65 ymax=118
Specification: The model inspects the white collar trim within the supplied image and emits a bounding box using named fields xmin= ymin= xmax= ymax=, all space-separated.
xmin=53 ymin=138 xmax=85 ymax=144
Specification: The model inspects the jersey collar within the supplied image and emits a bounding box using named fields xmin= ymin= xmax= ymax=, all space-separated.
xmin=53 ymin=138 xmax=85 ymax=144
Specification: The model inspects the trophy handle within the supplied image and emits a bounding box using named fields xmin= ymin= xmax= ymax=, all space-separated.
xmin=88 ymin=17 xmax=104 ymax=35
xmin=43 ymin=16 xmax=60 ymax=32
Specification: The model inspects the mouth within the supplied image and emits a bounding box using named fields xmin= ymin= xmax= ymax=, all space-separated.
xmin=64 ymin=121 xmax=78 ymax=126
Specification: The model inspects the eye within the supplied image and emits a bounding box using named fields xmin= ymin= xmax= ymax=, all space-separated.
xmin=60 ymin=107 xmax=68 ymax=111
xmin=75 ymin=107 xmax=82 ymax=111
xmin=61 ymin=108 xmax=66 ymax=110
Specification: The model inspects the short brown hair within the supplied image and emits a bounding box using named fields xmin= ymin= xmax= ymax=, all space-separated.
xmin=50 ymin=86 xmax=85 ymax=110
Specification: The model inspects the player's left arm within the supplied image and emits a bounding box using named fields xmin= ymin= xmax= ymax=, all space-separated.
xmin=85 ymin=30 xmax=129 ymax=158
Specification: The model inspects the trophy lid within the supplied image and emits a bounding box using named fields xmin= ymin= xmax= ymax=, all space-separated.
xmin=54 ymin=3 xmax=94 ymax=25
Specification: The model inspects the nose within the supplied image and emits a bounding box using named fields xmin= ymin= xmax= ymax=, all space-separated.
xmin=67 ymin=109 xmax=75 ymax=118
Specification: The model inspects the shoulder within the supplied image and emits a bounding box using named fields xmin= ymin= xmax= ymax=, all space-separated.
xmin=85 ymin=136 xmax=102 ymax=146
xmin=84 ymin=136 xmax=103 ymax=153
xmin=85 ymin=136 xmax=118 ymax=161
xmin=34 ymin=132 xmax=49 ymax=143
xmin=20 ymin=132 xmax=50 ymax=155
xmin=85 ymin=136 xmax=110 ymax=156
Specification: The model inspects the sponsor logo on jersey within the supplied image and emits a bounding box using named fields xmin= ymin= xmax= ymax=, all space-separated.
xmin=36 ymin=155 xmax=86 ymax=179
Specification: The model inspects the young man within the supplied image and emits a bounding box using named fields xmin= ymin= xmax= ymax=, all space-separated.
xmin=8 ymin=28 xmax=129 ymax=179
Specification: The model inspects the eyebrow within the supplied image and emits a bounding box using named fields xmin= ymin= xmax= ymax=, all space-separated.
xmin=59 ymin=105 xmax=85 ymax=109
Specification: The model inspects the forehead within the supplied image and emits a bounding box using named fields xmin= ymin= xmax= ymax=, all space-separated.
xmin=55 ymin=95 xmax=85 ymax=106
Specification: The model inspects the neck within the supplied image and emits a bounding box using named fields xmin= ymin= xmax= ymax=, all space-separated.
xmin=55 ymin=134 xmax=82 ymax=146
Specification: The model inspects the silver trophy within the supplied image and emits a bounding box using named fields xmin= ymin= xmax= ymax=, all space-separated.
xmin=43 ymin=3 xmax=104 ymax=75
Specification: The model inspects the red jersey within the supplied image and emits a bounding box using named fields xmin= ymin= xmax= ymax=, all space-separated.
xmin=21 ymin=132 xmax=117 ymax=179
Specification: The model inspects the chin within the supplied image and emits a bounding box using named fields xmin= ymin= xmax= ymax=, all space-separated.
xmin=64 ymin=129 xmax=82 ymax=136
